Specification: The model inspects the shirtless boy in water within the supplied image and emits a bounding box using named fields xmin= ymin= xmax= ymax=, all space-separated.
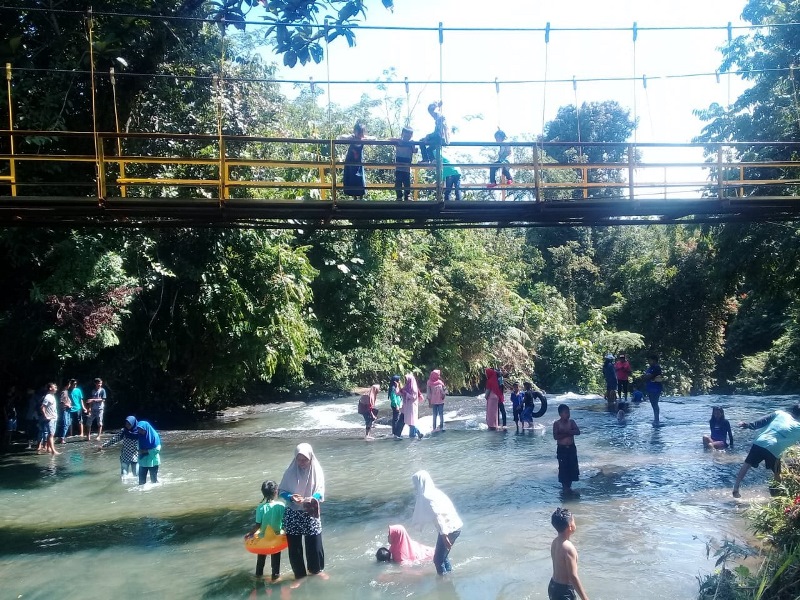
xmin=549 ymin=508 xmax=589 ymax=600
xmin=553 ymin=404 xmax=581 ymax=495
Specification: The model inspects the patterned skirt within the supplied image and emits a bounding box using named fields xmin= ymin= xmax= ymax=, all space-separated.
xmin=284 ymin=506 xmax=322 ymax=536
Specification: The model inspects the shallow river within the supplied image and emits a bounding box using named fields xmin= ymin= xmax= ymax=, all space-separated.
xmin=0 ymin=392 xmax=791 ymax=600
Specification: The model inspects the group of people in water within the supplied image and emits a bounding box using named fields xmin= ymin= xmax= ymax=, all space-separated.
xmin=244 ymin=444 xmax=463 ymax=585
xmin=602 ymin=353 xmax=663 ymax=424
xmin=13 ymin=357 xmax=800 ymax=600
xmin=338 ymin=101 xmax=513 ymax=201
xmin=246 ymin=439 xmax=589 ymax=598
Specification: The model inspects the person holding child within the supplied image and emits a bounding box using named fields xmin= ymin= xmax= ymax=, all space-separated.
xmin=245 ymin=480 xmax=286 ymax=580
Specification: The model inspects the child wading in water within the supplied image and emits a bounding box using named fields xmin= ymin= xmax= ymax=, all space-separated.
xmin=703 ymin=406 xmax=733 ymax=449
xmin=553 ymin=404 xmax=581 ymax=496
xmin=245 ymin=480 xmax=286 ymax=580
xmin=549 ymin=507 xmax=589 ymax=600
xmin=510 ymin=382 xmax=523 ymax=432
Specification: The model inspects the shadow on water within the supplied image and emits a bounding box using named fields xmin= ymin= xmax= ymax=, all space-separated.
xmin=0 ymin=507 xmax=253 ymax=556
xmin=0 ymin=454 xmax=74 ymax=489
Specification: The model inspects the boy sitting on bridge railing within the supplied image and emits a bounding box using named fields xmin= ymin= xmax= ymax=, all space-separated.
xmin=419 ymin=102 xmax=450 ymax=163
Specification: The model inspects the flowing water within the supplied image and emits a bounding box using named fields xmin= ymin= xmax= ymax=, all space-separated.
xmin=0 ymin=392 xmax=791 ymax=600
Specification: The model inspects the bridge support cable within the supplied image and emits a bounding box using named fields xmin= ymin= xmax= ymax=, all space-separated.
xmin=3 ymin=63 xmax=16 ymax=197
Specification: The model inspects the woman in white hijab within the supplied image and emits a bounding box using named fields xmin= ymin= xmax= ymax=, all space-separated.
xmin=411 ymin=470 xmax=463 ymax=575
xmin=279 ymin=443 xmax=326 ymax=580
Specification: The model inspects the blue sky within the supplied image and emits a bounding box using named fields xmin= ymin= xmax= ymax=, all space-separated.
xmin=258 ymin=0 xmax=750 ymax=144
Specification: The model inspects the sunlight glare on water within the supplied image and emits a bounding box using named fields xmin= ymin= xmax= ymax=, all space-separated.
xmin=0 ymin=393 xmax=788 ymax=599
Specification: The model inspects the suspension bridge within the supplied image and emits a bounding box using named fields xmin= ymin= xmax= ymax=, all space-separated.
xmin=2 ymin=7 xmax=800 ymax=229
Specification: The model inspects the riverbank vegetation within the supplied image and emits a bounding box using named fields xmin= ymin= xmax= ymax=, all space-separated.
xmin=1 ymin=0 xmax=800 ymax=419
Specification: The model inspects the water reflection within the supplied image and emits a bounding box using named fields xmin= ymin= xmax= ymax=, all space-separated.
xmin=0 ymin=393 xmax=789 ymax=599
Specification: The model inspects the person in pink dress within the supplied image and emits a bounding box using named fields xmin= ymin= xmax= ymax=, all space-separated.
xmin=401 ymin=374 xmax=424 ymax=439
xmin=484 ymin=368 xmax=502 ymax=430
xmin=376 ymin=524 xmax=436 ymax=564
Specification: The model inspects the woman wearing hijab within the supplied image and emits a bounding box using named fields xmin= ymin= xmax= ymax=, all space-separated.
xmin=426 ymin=370 xmax=447 ymax=432
xmin=401 ymin=374 xmax=424 ymax=440
xmin=358 ymin=384 xmax=380 ymax=440
xmin=98 ymin=415 xmax=140 ymax=479
xmin=135 ymin=420 xmax=161 ymax=485
xmin=484 ymin=368 xmax=502 ymax=430
xmin=279 ymin=443 xmax=325 ymax=580
xmin=387 ymin=524 xmax=435 ymax=564
xmin=411 ymin=470 xmax=463 ymax=575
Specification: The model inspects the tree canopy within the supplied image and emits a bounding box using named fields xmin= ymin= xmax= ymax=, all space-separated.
xmin=2 ymin=0 xmax=800 ymax=424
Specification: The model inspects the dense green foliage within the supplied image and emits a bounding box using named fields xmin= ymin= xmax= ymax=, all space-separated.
xmin=2 ymin=0 xmax=800 ymax=423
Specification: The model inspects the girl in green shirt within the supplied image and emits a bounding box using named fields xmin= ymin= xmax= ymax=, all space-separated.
xmin=245 ymin=480 xmax=286 ymax=580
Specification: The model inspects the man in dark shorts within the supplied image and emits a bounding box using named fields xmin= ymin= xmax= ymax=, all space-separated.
xmin=732 ymin=404 xmax=800 ymax=498
xmin=549 ymin=507 xmax=589 ymax=600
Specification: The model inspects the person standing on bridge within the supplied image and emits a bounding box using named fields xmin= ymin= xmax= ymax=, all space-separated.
xmin=487 ymin=129 xmax=513 ymax=188
xmin=340 ymin=121 xmax=372 ymax=199
xmin=391 ymin=126 xmax=416 ymax=201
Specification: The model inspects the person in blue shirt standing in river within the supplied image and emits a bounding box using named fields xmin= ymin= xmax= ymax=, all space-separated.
xmin=641 ymin=354 xmax=663 ymax=425
xmin=732 ymin=404 xmax=800 ymax=498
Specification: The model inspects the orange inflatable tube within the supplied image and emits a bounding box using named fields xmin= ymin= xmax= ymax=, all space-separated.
xmin=244 ymin=526 xmax=288 ymax=555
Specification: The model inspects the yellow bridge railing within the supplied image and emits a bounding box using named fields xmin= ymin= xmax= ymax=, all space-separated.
xmin=2 ymin=129 xmax=799 ymax=205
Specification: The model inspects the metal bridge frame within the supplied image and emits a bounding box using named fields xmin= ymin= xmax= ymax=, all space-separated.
xmin=2 ymin=123 xmax=800 ymax=228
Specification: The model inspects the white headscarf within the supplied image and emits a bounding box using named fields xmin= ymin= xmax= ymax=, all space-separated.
xmin=411 ymin=470 xmax=463 ymax=535
xmin=279 ymin=443 xmax=325 ymax=509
